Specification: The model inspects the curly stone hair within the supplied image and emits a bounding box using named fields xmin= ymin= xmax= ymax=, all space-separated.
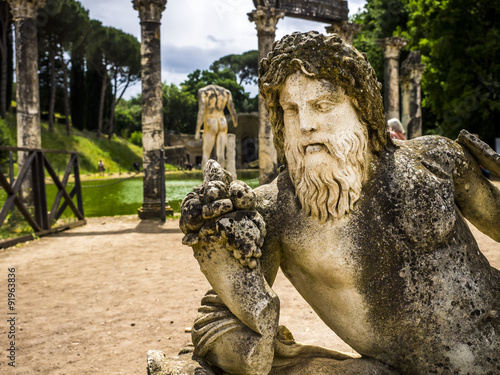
xmin=259 ymin=31 xmax=388 ymax=164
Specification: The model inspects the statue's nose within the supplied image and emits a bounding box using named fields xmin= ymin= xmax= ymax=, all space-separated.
xmin=299 ymin=111 xmax=317 ymax=132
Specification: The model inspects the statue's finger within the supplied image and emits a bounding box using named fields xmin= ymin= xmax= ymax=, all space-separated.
xmin=202 ymin=199 xmax=233 ymax=220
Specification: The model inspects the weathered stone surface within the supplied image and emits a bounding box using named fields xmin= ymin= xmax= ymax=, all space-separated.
xmin=226 ymin=134 xmax=237 ymax=179
xmin=178 ymin=32 xmax=500 ymax=375
xmin=325 ymin=21 xmax=362 ymax=44
xmin=133 ymin=0 xmax=172 ymax=218
xmin=229 ymin=180 xmax=256 ymax=210
xmin=248 ymin=6 xmax=284 ymax=185
xmin=252 ymin=0 xmax=348 ymax=23
xmin=195 ymin=85 xmax=238 ymax=170
xmin=400 ymin=51 xmax=425 ymax=139
xmin=7 ymin=0 xmax=46 ymax=170
xmin=146 ymin=349 xmax=216 ymax=375
xmin=458 ymin=129 xmax=500 ymax=177
xmin=132 ymin=0 xmax=166 ymax=23
xmin=7 ymin=0 xmax=46 ymax=19
xmin=377 ymin=36 xmax=407 ymax=121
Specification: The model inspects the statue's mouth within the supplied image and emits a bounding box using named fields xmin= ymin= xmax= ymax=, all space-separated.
xmin=304 ymin=143 xmax=327 ymax=154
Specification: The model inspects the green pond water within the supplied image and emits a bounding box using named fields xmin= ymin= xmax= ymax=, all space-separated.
xmin=0 ymin=171 xmax=260 ymax=218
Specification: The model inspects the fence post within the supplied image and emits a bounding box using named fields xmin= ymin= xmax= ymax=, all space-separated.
xmin=9 ymin=151 xmax=14 ymax=184
xmin=73 ymin=154 xmax=84 ymax=218
xmin=160 ymin=149 xmax=166 ymax=222
xmin=32 ymin=151 xmax=49 ymax=230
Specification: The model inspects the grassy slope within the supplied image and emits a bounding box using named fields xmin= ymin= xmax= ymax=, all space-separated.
xmin=2 ymin=117 xmax=146 ymax=175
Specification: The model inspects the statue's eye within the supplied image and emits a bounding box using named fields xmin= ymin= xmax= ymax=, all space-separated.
xmin=282 ymin=105 xmax=298 ymax=116
xmin=316 ymin=100 xmax=335 ymax=112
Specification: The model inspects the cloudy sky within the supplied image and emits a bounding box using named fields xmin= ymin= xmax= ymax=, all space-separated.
xmin=79 ymin=0 xmax=367 ymax=98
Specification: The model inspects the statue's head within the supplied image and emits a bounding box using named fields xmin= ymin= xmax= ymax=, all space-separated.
xmin=259 ymin=31 xmax=387 ymax=165
xmin=259 ymin=32 xmax=387 ymax=222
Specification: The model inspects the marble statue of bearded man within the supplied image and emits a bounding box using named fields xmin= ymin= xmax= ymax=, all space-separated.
xmin=179 ymin=32 xmax=500 ymax=375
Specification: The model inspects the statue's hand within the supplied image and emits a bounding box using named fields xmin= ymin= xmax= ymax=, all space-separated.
xmin=214 ymin=210 xmax=266 ymax=269
xmin=180 ymin=161 xmax=265 ymax=269
xmin=194 ymin=132 xmax=200 ymax=140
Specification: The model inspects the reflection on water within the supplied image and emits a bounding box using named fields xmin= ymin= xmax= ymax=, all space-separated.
xmin=49 ymin=173 xmax=258 ymax=217
xmin=0 ymin=172 xmax=260 ymax=218
xmin=79 ymin=175 xmax=259 ymax=217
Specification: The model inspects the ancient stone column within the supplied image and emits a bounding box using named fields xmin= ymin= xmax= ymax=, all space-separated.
xmin=7 ymin=0 xmax=46 ymax=167
xmin=325 ymin=21 xmax=361 ymax=44
xmin=226 ymin=133 xmax=237 ymax=180
xmin=377 ymin=37 xmax=407 ymax=121
xmin=248 ymin=6 xmax=284 ymax=185
xmin=133 ymin=0 xmax=173 ymax=219
xmin=400 ymin=51 xmax=425 ymax=139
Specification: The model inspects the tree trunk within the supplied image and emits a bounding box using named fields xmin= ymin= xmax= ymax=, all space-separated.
xmin=70 ymin=55 xmax=87 ymax=130
xmin=108 ymin=73 xmax=131 ymax=140
xmin=97 ymin=72 xmax=107 ymax=138
xmin=48 ymin=42 xmax=56 ymax=132
xmin=0 ymin=42 xmax=7 ymax=119
xmin=0 ymin=2 xmax=9 ymax=119
xmin=107 ymin=75 xmax=116 ymax=140
xmin=60 ymin=53 xmax=71 ymax=135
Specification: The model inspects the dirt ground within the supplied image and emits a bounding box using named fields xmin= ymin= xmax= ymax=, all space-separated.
xmin=0 ymin=189 xmax=499 ymax=374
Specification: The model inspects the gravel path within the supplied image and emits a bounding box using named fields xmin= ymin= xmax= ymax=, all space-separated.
xmin=0 ymin=203 xmax=499 ymax=374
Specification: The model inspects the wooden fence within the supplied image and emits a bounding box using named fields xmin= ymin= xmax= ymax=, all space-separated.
xmin=0 ymin=146 xmax=86 ymax=248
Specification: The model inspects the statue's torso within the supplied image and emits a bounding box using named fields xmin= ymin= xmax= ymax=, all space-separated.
xmin=261 ymin=140 xmax=500 ymax=374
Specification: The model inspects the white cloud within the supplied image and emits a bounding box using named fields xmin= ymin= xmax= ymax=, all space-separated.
xmin=80 ymin=0 xmax=367 ymax=99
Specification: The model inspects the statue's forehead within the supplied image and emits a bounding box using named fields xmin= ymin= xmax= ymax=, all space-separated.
xmin=280 ymin=72 xmax=340 ymax=101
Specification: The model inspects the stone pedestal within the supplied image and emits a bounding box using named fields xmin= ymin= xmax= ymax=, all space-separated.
xmin=147 ymin=348 xmax=216 ymax=375
xmin=248 ymin=6 xmax=284 ymax=185
xmin=377 ymin=37 xmax=407 ymax=121
xmin=226 ymin=133 xmax=237 ymax=180
xmin=400 ymin=51 xmax=425 ymax=139
xmin=325 ymin=21 xmax=362 ymax=44
xmin=138 ymin=205 xmax=173 ymax=220
xmin=133 ymin=0 xmax=173 ymax=219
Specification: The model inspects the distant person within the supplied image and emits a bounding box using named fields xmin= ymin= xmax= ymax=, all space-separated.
xmin=98 ymin=160 xmax=105 ymax=175
xmin=387 ymin=118 xmax=406 ymax=140
xmin=133 ymin=161 xmax=140 ymax=173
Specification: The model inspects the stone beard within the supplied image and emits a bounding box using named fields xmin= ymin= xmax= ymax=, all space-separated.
xmin=285 ymin=129 xmax=368 ymax=223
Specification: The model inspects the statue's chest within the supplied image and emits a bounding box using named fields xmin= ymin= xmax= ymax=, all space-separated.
xmin=278 ymin=214 xmax=358 ymax=287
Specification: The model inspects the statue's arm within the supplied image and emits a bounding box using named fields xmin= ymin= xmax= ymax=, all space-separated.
xmin=195 ymin=90 xmax=206 ymax=140
xmin=226 ymin=90 xmax=238 ymax=128
xmin=180 ymin=161 xmax=281 ymax=374
xmin=453 ymin=132 xmax=500 ymax=242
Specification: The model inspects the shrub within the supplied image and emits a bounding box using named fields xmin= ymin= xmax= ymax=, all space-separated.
xmin=129 ymin=131 xmax=143 ymax=147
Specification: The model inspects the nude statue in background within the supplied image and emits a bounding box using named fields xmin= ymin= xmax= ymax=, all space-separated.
xmin=195 ymin=85 xmax=238 ymax=169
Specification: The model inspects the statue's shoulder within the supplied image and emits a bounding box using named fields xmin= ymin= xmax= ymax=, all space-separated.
xmin=254 ymin=170 xmax=296 ymax=222
xmin=401 ymin=135 xmax=463 ymax=158
xmin=393 ymin=135 xmax=467 ymax=175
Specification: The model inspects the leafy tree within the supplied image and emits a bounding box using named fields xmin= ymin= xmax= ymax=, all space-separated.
xmin=182 ymin=68 xmax=257 ymax=113
xmin=352 ymin=0 xmax=409 ymax=86
xmin=70 ymin=54 xmax=87 ymax=131
xmin=162 ymin=83 xmax=197 ymax=134
xmin=114 ymin=94 xmax=142 ymax=138
xmin=38 ymin=0 xmax=90 ymax=135
xmin=210 ymin=50 xmax=259 ymax=86
xmin=407 ymin=0 xmax=500 ymax=141
xmin=0 ymin=117 xmax=13 ymax=164
xmin=87 ymin=22 xmax=140 ymax=139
